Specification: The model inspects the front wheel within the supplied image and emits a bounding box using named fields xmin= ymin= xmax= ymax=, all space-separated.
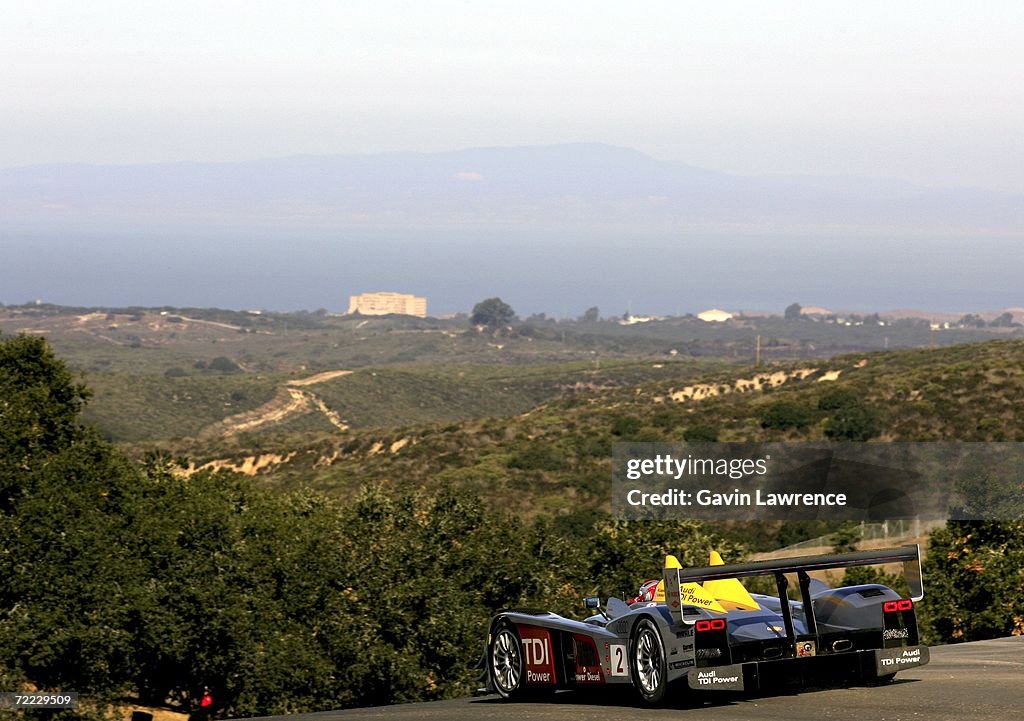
xmin=489 ymin=621 xmax=525 ymax=699
xmin=630 ymin=618 xmax=668 ymax=705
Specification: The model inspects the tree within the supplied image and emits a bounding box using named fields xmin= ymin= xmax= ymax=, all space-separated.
xmin=470 ymin=298 xmax=515 ymax=328
xmin=990 ymin=312 xmax=1016 ymax=328
xmin=922 ymin=521 xmax=1024 ymax=643
xmin=581 ymin=306 xmax=600 ymax=323
xmin=784 ymin=302 xmax=803 ymax=320
xmin=0 ymin=333 xmax=91 ymax=472
xmin=816 ymin=386 xmax=883 ymax=441
xmin=0 ymin=334 xmax=142 ymax=698
xmin=957 ymin=313 xmax=986 ymax=328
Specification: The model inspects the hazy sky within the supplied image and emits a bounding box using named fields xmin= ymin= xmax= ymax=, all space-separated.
xmin=4 ymin=2 xmax=1024 ymax=193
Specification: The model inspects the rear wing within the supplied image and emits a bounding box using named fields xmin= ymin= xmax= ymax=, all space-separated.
xmin=663 ymin=544 xmax=923 ymax=626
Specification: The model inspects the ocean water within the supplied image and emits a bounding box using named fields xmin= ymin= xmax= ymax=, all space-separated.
xmin=1 ymin=224 xmax=1021 ymax=317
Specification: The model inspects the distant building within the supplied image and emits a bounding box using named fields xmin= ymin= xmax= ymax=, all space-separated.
xmin=618 ymin=314 xmax=662 ymax=325
xmin=800 ymin=306 xmax=833 ymax=317
xmin=347 ymin=292 xmax=427 ymax=318
xmin=697 ymin=308 xmax=734 ymax=322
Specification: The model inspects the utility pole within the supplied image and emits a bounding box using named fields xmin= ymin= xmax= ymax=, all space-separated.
xmin=755 ymin=334 xmax=761 ymax=367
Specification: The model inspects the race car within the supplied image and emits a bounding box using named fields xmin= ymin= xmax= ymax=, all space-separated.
xmin=480 ymin=544 xmax=928 ymax=704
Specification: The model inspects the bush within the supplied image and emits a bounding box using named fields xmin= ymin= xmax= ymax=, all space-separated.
xmin=817 ymin=386 xmax=861 ymax=410
xmin=208 ymin=356 xmax=241 ymax=374
xmin=760 ymin=400 xmax=815 ymax=430
xmin=506 ymin=443 xmax=567 ymax=471
xmin=683 ymin=424 xmax=719 ymax=442
xmin=823 ymin=401 xmax=882 ymax=441
xmin=611 ymin=415 xmax=642 ymax=437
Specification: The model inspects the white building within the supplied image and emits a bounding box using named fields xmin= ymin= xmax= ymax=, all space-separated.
xmin=697 ymin=308 xmax=734 ymax=322
xmin=347 ymin=292 xmax=427 ymax=318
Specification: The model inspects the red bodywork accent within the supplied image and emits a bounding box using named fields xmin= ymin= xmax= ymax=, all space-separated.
xmin=571 ymin=634 xmax=606 ymax=685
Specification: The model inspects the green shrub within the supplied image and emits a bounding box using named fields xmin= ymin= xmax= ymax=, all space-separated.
xmin=610 ymin=415 xmax=642 ymax=437
xmin=760 ymin=399 xmax=815 ymax=430
xmin=824 ymin=401 xmax=882 ymax=441
xmin=208 ymin=356 xmax=241 ymax=373
xmin=683 ymin=423 xmax=719 ymax=442
xmin=507 ymin=443 xmax=567 ymax=471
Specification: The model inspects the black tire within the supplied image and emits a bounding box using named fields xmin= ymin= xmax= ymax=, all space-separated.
xmin=630 ymin=618 xmax=668 ymax=705
xmin=489 ymin=620 xmax=525 ymax=699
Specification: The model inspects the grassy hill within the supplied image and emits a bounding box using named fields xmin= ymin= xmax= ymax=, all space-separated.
xmin=5 ymin=303 xmax=1019 ymax=445
xmin=129 ymin=340 xmax=1024 ymax=534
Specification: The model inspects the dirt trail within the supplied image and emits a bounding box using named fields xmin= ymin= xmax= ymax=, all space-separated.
xmin=287 ymin=369 xmax=353 ymax=386
xmin=200 ymin=369 xmax=352 ymax=438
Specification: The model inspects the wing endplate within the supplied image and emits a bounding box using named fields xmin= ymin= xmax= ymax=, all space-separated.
xmin=664 ymin=555 xmax=727 ymax=622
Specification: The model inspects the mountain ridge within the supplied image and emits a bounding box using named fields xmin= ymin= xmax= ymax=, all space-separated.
xmin=3 ymin=143 xmax=1021 ymax=233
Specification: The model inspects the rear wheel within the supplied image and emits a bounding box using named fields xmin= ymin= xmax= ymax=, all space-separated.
xmin=630 ymin=618 xmax=668 ymax=704
xmin=489 ymin=621 xmax=524 ymax=699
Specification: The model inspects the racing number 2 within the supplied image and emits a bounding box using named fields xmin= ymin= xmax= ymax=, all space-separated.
xmin=610 ymin=644 xmax=628 ymax=676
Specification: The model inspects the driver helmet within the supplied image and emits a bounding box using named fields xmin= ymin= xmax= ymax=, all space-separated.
xmin=632 ymin=579 xmax=659 ymax=604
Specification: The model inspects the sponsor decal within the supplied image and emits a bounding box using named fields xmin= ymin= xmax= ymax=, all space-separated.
xmin=574 ymin=668 xmax=603 ymax=683
xmin=517 ymin=625 xmax=556 ymax=685
xmin=680 ymin=586 xmax=716 ymax=608
xmin=797 ymin=641 xmax=817 ymax=657
xmin=608 ymin=644 xmax=629 ymax=677
xmin=876 ymin=646 xmax=928 ymax=674
xmin=883 ymin=628 xmax=910 ymax=640
xmin=670 ymin=659 xmax=695 ymax=670
xmin=696 ymin=648 xmax=723 ymax=660
xmin=880 ymin=648 xmax=921 ymax=666
xmin=692 ymin=669 xmax=743 ymax=690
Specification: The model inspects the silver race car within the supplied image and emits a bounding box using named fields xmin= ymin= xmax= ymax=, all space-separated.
xmin=481 ymin=545 xmax=928 ymax=704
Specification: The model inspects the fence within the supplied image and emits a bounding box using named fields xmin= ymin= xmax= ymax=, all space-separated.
xmin=779 ymin=518 xmax=944 ymax=553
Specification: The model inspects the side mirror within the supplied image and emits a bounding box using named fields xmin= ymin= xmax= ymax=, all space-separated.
xmin=584 ymin=597 xmax=601 ymax=610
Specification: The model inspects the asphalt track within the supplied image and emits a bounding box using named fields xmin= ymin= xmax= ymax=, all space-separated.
xmin=245 ymin=637 xmax=1022 ymax=721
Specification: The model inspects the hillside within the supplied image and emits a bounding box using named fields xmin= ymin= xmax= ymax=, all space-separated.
xmin=139 ymin=340 xmax=1024 ymax=527
xmin=3 ymin=304 xmax=1017 ymax=444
